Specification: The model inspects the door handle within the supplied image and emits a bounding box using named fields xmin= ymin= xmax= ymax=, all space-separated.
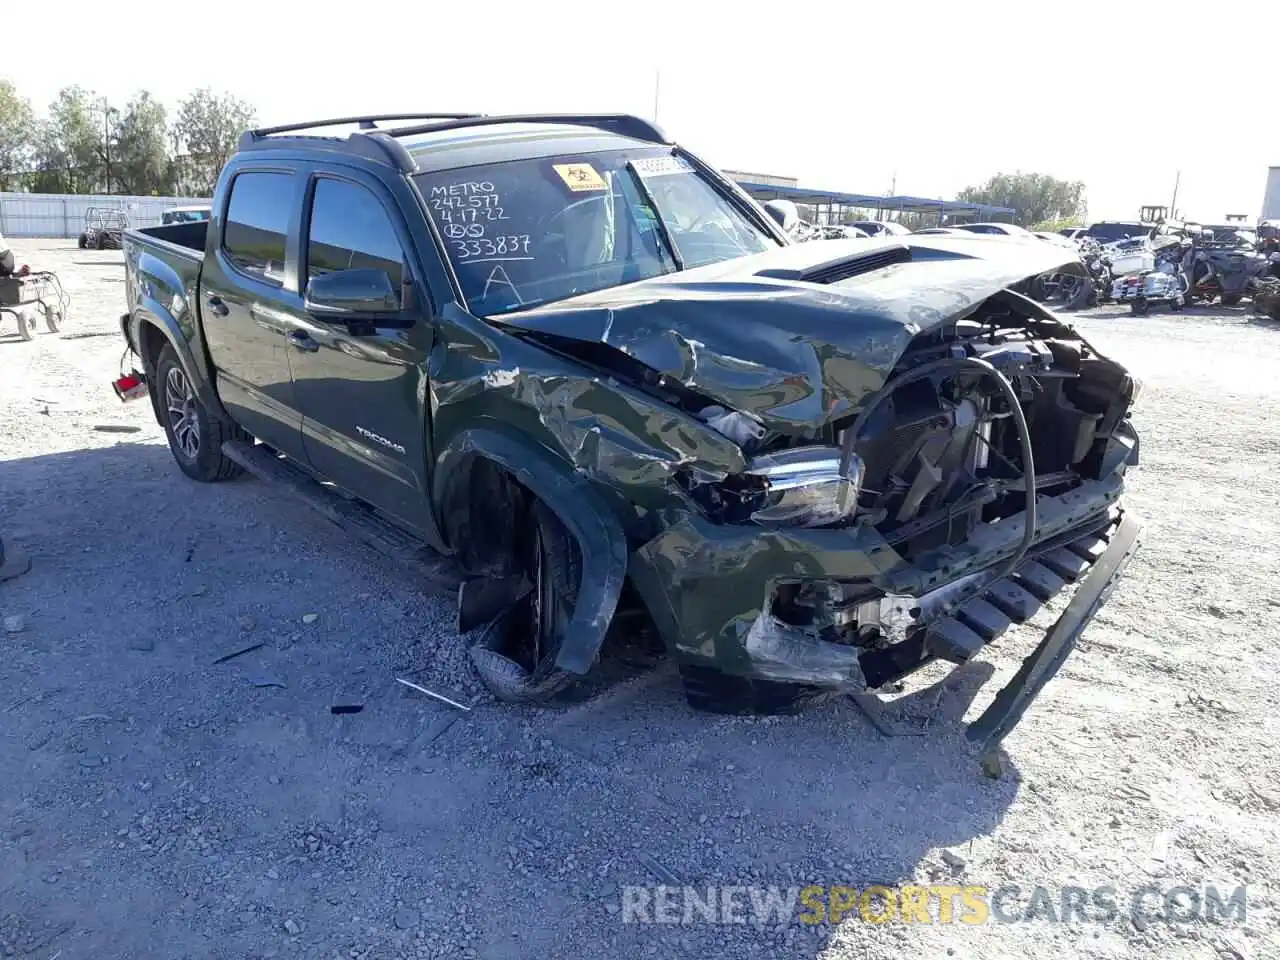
xmin=204 ymin=293 xmax=229 ymax=317
xmin=287 ymin=330 xmax=320 ymax=353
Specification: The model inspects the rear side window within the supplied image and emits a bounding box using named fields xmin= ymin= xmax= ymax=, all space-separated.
xmin=222 ymin=172 xmax=294 ymax=284
xmin=306 ymin=178 xmax=405 ymax=303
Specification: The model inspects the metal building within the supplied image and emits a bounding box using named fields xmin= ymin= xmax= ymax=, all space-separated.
xmin=0 ymin=192 xmax=210 ymax=239
xmin=1262 ymin=167 xmax=1280 ymax=221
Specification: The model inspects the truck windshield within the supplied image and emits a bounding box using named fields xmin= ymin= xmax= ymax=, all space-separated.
xmin=414 ymin=150 xmax=778 ymax=316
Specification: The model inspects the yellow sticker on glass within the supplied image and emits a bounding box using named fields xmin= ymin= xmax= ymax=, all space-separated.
xmin=553 ymin=163 xmax=607 ymax=192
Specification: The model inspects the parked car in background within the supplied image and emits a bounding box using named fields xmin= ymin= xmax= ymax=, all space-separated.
xmin=1084 ymin=221 xmax=1158 ymax=244
xmin=1059 ymin=227 xmax=1088 ymax=241
xmin=1032 ymin=231 xmax=1080 ymax=249
xmin=161 ymin=206 xmax=212 ymax=225
xmin=951 ymin=222 xmax=1039 ymax=240
xmin=848 ymin=220 xmax=911 ymax=238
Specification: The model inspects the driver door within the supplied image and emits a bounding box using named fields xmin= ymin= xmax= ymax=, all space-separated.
xmin=279 ymin=169 xmax=437 ymax=539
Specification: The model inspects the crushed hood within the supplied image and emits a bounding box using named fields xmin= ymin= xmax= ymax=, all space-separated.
xmin=500 ymin=235 xmax=1085 ymax=436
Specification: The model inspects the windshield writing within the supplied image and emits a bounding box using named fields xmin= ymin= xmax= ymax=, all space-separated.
xmin=415 ymin=150 xmax=777 ymax=316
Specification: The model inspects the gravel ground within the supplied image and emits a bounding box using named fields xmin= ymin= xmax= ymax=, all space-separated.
xmin=1 ymin=239 xmax=1278 ymax=960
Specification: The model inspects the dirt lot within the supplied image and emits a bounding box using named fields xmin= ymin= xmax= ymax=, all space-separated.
xmin=2 ymin=239 xmax=1278 ymax=960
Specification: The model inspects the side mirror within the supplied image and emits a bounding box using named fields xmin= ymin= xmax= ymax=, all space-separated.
xmin=304 ymin=268 xmax=399 ymax=318
xmin=763 ymin=199 xmax=800 ymax=233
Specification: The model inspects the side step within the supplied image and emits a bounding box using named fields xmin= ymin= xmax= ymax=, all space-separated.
xmin=222 ymin=440 xmax=461 ymax=596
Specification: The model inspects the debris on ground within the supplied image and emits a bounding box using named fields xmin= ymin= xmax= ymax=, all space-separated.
xmin=4 ymin=614 xmax=26 ymax=634
xmin=395 ymin=677 xmax=472 ymax=712
xmin=301 ymin=613 xmax=318 ymax=624
xmin=212 ymin=641 xmax=264 ymax=664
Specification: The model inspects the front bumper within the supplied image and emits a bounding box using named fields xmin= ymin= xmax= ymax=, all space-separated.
xmin=630 ymin=475 xmax=1140 ymax=746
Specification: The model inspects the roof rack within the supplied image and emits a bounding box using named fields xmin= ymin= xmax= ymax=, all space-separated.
xmin=379 ymin=113 xmax=670 ymax=146
xmin=235 ymin=112 xmax=670 ymax=175
xmin=245 ymin=113 xmax=483 ymax=140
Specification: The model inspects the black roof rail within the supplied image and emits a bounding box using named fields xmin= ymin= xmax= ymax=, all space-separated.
xmin=245 ymin=113 xmax=483 ymax=139
xmin=234 ymin=112 xmax=669 ymax=176
xmin=380 ymin=113 xmax=670 ymax=145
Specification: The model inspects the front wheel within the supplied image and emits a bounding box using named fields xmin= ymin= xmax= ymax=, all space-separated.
xmin=155 ymin=344 xmax=243 ymax=482
xmin=469 ymin=498 xmax=582 ymax=703
xmin=1131 ymin=298 xmax=1149 ymax=316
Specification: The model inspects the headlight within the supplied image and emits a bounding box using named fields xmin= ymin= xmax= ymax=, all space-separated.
xmin=680 ymin=446 xmax=864 ymax=527
xmin=744 ymin=447 xmax=863 ymax=526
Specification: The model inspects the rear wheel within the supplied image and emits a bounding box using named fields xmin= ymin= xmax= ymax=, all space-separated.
xmin=469 ymin=497 xmax=582 ymax=703
xmin=1130 ymin=298 xmax=1149 ymax=316
xmin=1221 ymin=294 xmax=1242 ymax=307
xmin=155 ymin=344 xmax=243 ymax=482
xmin=77 ymin=233 xmax=88 ymax=249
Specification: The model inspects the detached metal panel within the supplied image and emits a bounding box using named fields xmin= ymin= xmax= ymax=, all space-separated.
xmin=1262 ymin=167 xmax=1280 ymax=221
xmin=0 ymin=193 xmax=211 ymax=238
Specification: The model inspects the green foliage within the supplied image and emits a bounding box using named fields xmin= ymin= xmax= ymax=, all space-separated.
xmin=171 ymin=89 xmax=257 ymax=195
xmin=0 ymin=81 xmax=254 ymax=196
xmin=112 ymin=93 xmax=173 ymax=195
xmin=957 ymin=172 xmax=1087 ymax=228
xmin=1032 ymin=216 xmax=1086 ymax=233
xmin=0 ymin=80 xmax=36 ymax=191
xmin=33 ymin=86 xmax=105 ymax=194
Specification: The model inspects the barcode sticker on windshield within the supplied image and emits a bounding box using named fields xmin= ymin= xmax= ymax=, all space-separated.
xmin=553 ymin=163 xmax=607 ymax=192
xmin=633 ymin=156 xmax=694 ymax=178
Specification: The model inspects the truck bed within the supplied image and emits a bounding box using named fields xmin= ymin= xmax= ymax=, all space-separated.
xmin=131 ymin=221 xmax=208 ymax=257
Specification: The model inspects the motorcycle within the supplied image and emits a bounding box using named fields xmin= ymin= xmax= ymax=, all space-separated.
xmin=1110 ymin=236 xmax=1189 ymax=315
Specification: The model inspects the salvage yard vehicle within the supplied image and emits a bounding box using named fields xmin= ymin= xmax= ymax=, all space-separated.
xmin=161 ymin=205 xmax=212 ymax=225
xmin=78 ymin=207 xmax=129 ymax=250
xmin=116 ymin=111 xmax=1143 ymax=755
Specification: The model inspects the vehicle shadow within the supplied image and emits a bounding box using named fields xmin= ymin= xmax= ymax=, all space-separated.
xmin=1 ymin=440 xmax=1024 ymax=958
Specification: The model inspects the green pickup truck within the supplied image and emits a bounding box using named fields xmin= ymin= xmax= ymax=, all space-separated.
xmin=118 ymin=112 xmax=1142 ymax=752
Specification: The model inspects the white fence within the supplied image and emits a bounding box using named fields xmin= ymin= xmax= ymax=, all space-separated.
xmin=0 ymin=192 xmax=212 ymax=239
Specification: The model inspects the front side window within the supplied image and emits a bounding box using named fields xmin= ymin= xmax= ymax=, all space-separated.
xmin=222 ymin=171 xmax=293 ymax=284
xmin=306 ymin=178 xmax=406 ymax=304
xmin=415 ymin=150 xmax=777 ymax=316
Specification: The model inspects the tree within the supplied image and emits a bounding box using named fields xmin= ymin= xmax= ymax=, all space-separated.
xmin=957 ymin=172 xmax=1087 ymax=228
xmin=112 ymin=92 xmax=172 ymax=195
xmin=0 ymin=80 xmax=36 ymax=190
xmin=171 ymin=89 xmax=256 ymax=195
xmin=32 ymin=86 xmax=106 ymax=194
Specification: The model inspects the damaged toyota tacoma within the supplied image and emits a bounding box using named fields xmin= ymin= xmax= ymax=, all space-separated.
xmin=117 ymin=112 xmax=1142 ymax=751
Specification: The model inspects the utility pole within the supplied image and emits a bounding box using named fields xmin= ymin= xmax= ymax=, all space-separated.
xmin=653 ymin=70 xmax=661 ymax=123
xmin=1170 ymin=170 xmax=1181 ymax=220
xmin=102 ymin=98 xmax=114 ymax=194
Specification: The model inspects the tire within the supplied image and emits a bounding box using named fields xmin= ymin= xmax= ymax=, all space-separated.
xmin=77 ymin=233 xmax=88 ymax=249
xmin=155 ymin=344 xmax=243 ymax=482
xmin=42 ymin=304 xmax=62 ymax=333
xmin=1221 ymin=294 xmax=1241 ymax=307
xmin=95 ymin=233 xmax=106 ymax=250
xmin=1130 ymin=299 xmax=1149 ymax=316
xmin=1063 ymin=276 xmax=1092 ymax=311
xmin=468 ymin=497 xmax=582 ymax=703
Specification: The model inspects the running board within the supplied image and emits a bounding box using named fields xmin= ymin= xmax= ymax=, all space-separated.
xmin=221 ymin=440 xmax=461 ymax=596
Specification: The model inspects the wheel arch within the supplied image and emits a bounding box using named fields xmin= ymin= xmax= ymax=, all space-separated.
xmin=433 ymin=424 xmax=628 ymax=675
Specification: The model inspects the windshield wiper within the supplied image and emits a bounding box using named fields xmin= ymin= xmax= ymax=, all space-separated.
xmin=625 ymin=160 xmax=685 ymax=272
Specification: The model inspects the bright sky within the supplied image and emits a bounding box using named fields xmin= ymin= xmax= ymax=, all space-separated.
xmin=7 ymin=0 xmax=1276 ymax=222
